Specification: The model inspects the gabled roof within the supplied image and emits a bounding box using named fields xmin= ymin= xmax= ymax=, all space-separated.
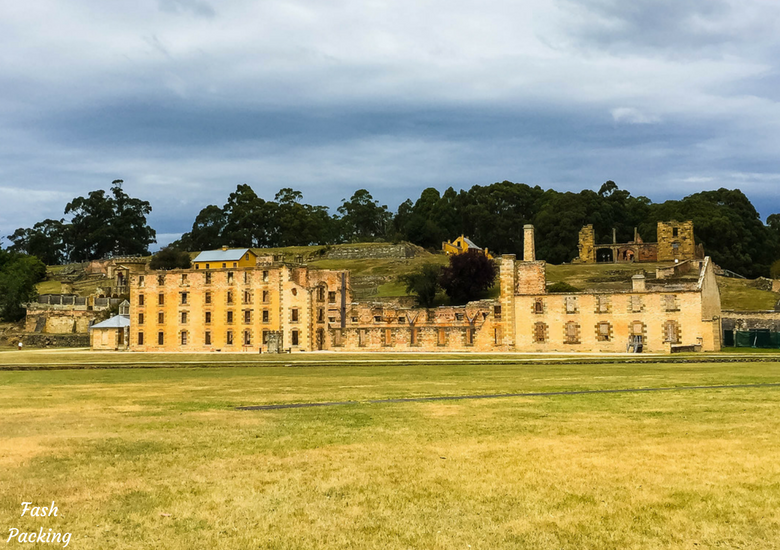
xmin=91 ymin=315 xmax=130 ymax=329
xmin=462 ymin=237 xmax=482 ymax=250
xmin=193 ymin=248 xmax=253 ymax=263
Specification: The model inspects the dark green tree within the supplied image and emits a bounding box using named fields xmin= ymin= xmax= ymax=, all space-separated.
xmin=400 ymin=263 xmax=442 ymax=307
xmin=65 ymin=180 xmax=155 ymax=261
xmin=337 ymin=189 xmax=391 ymax=242
xmin=272 ymin=188 xmax=336 ymax=246
xmin=222 ymin=185 xmax=275 ymax=247
xmin=176 ymin=205 xmax=227 ymax=251
xmin=439 ymin=250 xmax=497 ymax=304
xmin=149 ymin=246 xmax=192 ymax=270
xmin=0 ymin=251 xmax=46 ymax=321
xmin=771 ymin=259 xmax=780 ymax=279
xmin=458 ymin=181 xmax=546 ymax=256
xmin=7 ymin=219 xmax=68 ymax=265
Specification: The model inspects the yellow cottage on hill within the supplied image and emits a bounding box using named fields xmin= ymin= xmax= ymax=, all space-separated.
xmin=192 ymin=247 xmax=257 ymax=270
xmin=442 ymin=235 xmax=493 ymax=259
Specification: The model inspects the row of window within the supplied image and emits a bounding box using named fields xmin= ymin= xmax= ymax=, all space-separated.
xmin=533 ymin=320 xmax=681 ymax=344
xmin=136 ymin=307 xmax=333 ymax=325
xmin=140 ymin=329 xmax=301 ymax=347
xmin=138 ymin=273 xmax=338 ymax=300
xmin=532 ymin=295 xmax=679 ymax=314
xmin=349 ymin=327 xmax=477 ymax=347
xmin=137 ymin=290 xmax=338 ymax=307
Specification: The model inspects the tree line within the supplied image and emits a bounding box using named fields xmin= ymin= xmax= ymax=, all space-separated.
xmin=6 ymin=179 xmax=780 ymax=279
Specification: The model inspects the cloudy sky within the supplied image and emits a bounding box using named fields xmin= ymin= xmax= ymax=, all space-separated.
xmin=2 ymin=0 xmax=780 ymax=247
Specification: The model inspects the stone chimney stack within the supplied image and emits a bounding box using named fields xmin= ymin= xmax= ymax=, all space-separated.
xmin=221 ymin=245 xmax=229 ymax=251
xmin=523 ymin=224 xmax=536 ymax=262
xmin=632 ymin=273 xmax=646 ymax=292
xmin=612 ymin=228 xmax=617 ymax=244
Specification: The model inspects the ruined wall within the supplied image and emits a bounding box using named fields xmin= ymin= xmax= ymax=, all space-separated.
xmin=24 ymin=307 xmax=103 ymax=334
xmin=515 ymin=261 xmax=546 ymax=295
xmin=577 ymin=225 xmax=596 ymax=263
xmin=721 ymin=311 xmax=780 ymax=332
xmin=334 ymin=301 xmax=502 ymax=352
xmin=498 ymin=255 xmax=517 ymax=348
xmin=656 ymin=259 xmax=697 ymax=280
xmin=18 ymin=334 xmax=90 ymax=348
xmin=635 ymin=244 xmax=658 ymax=262
xmin=325 ymin=244 xmax=421 ymax=260
xmin=657 ymin=221 xmax=696 ymax=262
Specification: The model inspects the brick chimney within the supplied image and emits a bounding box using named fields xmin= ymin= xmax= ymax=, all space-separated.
xmin=632 ymin=273 xmax=646 ymax=292
xmin=523 ymin=225 xmax=536 ymax=262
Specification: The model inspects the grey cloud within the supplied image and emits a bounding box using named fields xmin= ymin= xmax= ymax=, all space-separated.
xmin=2 ymin=0 xmax=780 ymax=244
xmin=158 ymin=0 xmax=215 ymax=18
xmin=558 ymin=0 xmax=775 ymax=56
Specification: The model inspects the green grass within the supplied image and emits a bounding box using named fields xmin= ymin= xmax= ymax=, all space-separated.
xmin=35 ymin=279 xmax=62 ymax=294
xmin=2 ymin=357 xmax=780 ymax=548
xmin=720 ymin=347 xmax=780 ymax=354
xmin=718 ymin=277 xmax=778 ymax=310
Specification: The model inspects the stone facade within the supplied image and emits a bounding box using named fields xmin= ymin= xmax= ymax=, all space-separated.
xmin=577 ymin=225 xmax=596 ymax=263
xmin=333 ymin=301 xmax=500 ymax=351
xmin=501 ymin=256 xmax=722 ymax=352
xmin=657 ymin=221 xmax=696 ymax=262
xmin=117 ymin=231 xmax=723 ymax=354
xmin=325 ymin=243 xmax=420 ymax=260
xmin=91 ymin=327 xmax=129 ymax=350
xmin=129 ymin=264 xmax=349 ymax=352
xmin=721 ymin=310 xmax=780 ymax=332
xmin=24 ymin=296 xmax=116 ymax=335
xmin=18 ymin=334 xmax=90 ymax=348
xmin=577 ymin=221 xmax=698 ymax=264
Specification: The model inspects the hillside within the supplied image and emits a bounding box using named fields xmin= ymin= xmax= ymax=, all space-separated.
xmin=33 ymin=243 xmax=778 ymax=311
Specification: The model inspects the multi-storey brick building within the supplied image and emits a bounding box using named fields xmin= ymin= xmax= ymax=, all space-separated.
xmin=129 ymin=263 xmax=349 ymax=352
xmin=125 ymin=226 xmax=722 ymax=353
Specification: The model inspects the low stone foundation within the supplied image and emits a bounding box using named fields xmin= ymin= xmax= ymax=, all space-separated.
xmin=16 ymin=334 xmax=90 ymax=348
xmin=325 ymin=243 xmax=424 ymax=260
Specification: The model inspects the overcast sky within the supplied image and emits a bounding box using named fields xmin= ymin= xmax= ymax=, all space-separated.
xmin=2 ymin=0 xmax=780 ymax=247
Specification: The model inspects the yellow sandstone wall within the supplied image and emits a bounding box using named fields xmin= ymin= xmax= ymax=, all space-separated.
xmin=578 ymin=225 xmax=596 ymax=263
xmin=513 ymin=287 xmax=718 ymax=353
xmin=657 ymin=221 xmax=696 ymax=262
xmin=90 ymin=328 xmax=126 ymax=350
xmin=129 ymin=265 xmax=348 ymax=352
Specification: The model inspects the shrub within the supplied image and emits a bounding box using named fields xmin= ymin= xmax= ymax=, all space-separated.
xmin=439 ymin=250 xmax=497 ymax=304
xmin=150 ymin=247 xmax=192 ymax=270
xmin=400 ymin=264 xmax=442 ymax=308
xmin=547 ymin=281 xmax=581 ymax=293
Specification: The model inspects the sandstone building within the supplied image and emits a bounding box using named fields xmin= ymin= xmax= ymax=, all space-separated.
xmin=577 ymin=221 xmax=701 ymax=264
xmin=126 ymin=227 xmax=722 ymax=353
xmin=130 ymin=262 xmax=349 ymax=352
xmin=442 ymin=235 xmax=493 ymax=259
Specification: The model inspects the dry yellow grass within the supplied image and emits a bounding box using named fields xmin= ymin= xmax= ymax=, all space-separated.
xmin=1 ymin=361 xmax=780 ymax=548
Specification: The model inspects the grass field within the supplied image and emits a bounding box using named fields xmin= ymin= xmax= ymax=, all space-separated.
xmin=2 ymin=354 xmax=780 ymax=548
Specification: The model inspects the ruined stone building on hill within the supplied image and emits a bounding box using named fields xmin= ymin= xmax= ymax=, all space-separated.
xmin=576 ymin=221 xmax=704 ymax=264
